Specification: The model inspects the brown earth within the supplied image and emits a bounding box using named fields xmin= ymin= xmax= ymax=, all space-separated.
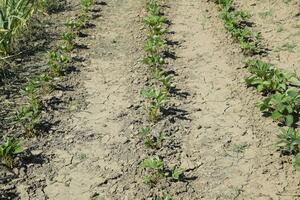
xmin=1 ymin=0 xmax=300 ymax=200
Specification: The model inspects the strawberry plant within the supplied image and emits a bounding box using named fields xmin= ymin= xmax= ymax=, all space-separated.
xmin=245 ymin=60 xmax=300 ymax=93
xmin=0 ymin=137 xmax=23 ymax=168
xmin=139 ymin=127 xmax=165 ymax=149
xmin=257 ymin=88 xmax=300 ymax=126
xmin=141 ymin=87 xmax=167 ymax=122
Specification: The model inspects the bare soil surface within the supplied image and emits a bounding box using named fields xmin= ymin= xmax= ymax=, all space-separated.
xmin=1 ymin=0 xmax=300 ymax=200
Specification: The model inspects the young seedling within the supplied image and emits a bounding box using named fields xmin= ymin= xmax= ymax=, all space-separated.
xmin=144 ymin=35 xmax=165 ymax=54
xmin=144 ymin=15 xmax=166 ymax=29
xmin=171 ymin=167 xmax=184 ymax=181
xmin=257 ymin=88 xmax=300 ymax=126
xmin=146 ymin=0 xmax=161 ymax=16
xmin=142 ymin=156 xmax=167 ymax=185
xmin=0 ymin=137 xmax=23 ymax=168
xmin=277 ymin=128 xmax=300 ymax=155
xmin=155 ymin=193 xmax=173 ymax=200
xmin=139 ymin=127 xmax=165 ymax=149
xmin=48 ymin=50 xmax=70 ymax=77
xmin=143 ymin=54 xmax=165 ymax=68
xmin=152 ymin=68 xmax=173 ymax=91
xmin=80 ymin=0 xmax=93 ymax=13
xmin=245 ymin=60 xmax=300 ymax=93
xmin=65 ymin=19 xmax=84 ymax=31
xmin=16 ymin=98 xmax=41 ymax=137
xmin=61 ymin=32 xmax=76 ymax=52
xmin=141 ymin=87 xmax=167 ymax=122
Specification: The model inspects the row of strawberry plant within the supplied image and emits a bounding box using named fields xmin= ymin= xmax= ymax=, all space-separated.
xmin=139 ymin=0 xmax=183 ymax=199
xmin=212 ymin=0 xmax=300 ymax=170
xmin=0 ymin=0 xmax=94 ymax=170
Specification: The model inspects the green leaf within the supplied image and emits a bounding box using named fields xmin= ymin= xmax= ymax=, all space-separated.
xmin=286 ymin=115 xmax=294 ymax=127
xmin=294 ymin=153 xmax=300 ymax=171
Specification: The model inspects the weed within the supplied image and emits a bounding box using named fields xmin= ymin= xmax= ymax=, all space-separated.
xmin=257 ymin=88 xmax=300 ymax=126
xmin=276 ymin=43 xmax=297 ymax=53
xmin=277 ymin=128 xmax=300 ymax=155
xmin=141 ymin=87 xmax=167 ymax=122
xmin=0 ymin=137 xmax=23 ymax=168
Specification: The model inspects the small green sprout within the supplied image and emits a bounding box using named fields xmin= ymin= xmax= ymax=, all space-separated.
xmin=48 ymin=50 xmax=70 ymax=77
xmin=141 ymin=87 xmax=167 ymax=122
xmin=0 ymin=137 xmax=23 ymax=168
xmin=155 ymin=193 xmax=173 ymax=200
xmin=61 ymin=32 xmax=76 ymax=52
xmin=139 ymin=127 xmax=165 ymax=149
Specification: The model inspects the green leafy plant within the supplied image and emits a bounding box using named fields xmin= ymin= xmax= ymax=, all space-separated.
xmin=0 ymin=137 xmax=23 ymax=168
xmin=146 ymin=0 xmax=161 ymax=16
xmin=171 ymin=167 xmax=184 ymax=181
xmin=219 ymin=4 xmax=262 ymax=55
xmin=139 ymin=127 xmax=165 ymax=149
xmin=65 ymin=19 xmax=84 ymax=31
xmin=142 ymin=156 xmax=167 ymax=185
xmin=257 ymin=88 xmax=300 ymax=126
xmin=245 ymin=60 xmax=300 ymax=93
xmin=155 ymin=193 xmax=173 ymax=200
xmin=277 ymin=128 xmax=300 ymax=155
xmin=80 ymin=0 xmax=93 ymax=13
xmin=16 ymin=98 xmax=41 ymax=136
xmin=48 ymin=50 xmax=70 ymax=77
xmin=141 ymin=87 xmax=167 ymax=122
xmin=143 ymin=54 xmax=165 ymax=68
xmin=152 ymin=68 xmax=173 ymax=91
xmin=294 ymin=153 xmax=300 ymax=171
xmin=0 ymin=0 xmax=43 ymax=56
xmin=61 ymin=32 xmax=76 ymax=52
xmin=144 ymin=15 xmax=166 ymax=29
xmin=144 ymin=35 xmax=165 ymax=54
